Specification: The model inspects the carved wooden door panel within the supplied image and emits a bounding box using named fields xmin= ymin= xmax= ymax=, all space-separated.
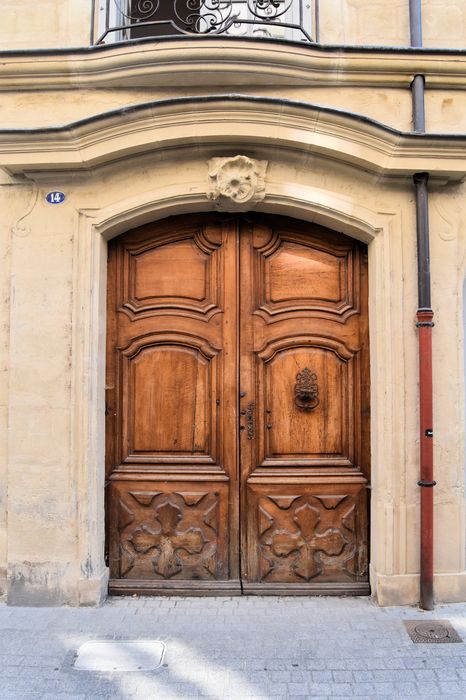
xmin=106 ymin=214 xmax=370 ymax=595
xmin=106 ymin=215 xmax=240 ymax=594
xmin=239 ymin=217 xmax=370 ymax=594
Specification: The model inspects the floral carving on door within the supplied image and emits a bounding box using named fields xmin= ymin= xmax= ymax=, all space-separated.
xmin=116 ymin=490 xmax=220 ymax=580
xmin=258 ymin=492 xmax=365 ymax=582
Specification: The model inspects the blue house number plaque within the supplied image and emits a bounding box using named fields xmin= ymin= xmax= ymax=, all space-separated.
xmin=45 ymin=191 xmax=66 ymax=204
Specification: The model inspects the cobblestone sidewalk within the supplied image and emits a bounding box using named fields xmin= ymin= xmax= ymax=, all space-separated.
xmin=2 ymin=595 xmax=466 ymax=698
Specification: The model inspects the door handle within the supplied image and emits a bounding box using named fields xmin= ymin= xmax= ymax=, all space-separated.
xmin=240 ymin=402 xmax=255 ymax=439
xmin=245 ymin=402 xmax=255 ymax=440
xmin=294 ymin=368 xmax=319 ymax=411
xmin=266 ymin=408 xmax=272 ymax=430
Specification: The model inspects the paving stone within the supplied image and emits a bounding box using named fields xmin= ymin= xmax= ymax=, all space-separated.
xmin=371 ymin=681 xmax=396 ymax=694
xmin=438 ymin=681 xmax=462 ymax=693
xmin=348 ymin=659 xmax=371 ymax=671
xmin=263 ymin=682 xmax=288 ymax=696
xmin=393 ymin=681 xmax=418 ymax=694
xmin=1 ymin=597 xmax=466 ymax=698
xmin=268 ymin=670 xmax=291 ymax=681
xmin=287 ymin=681 xmax=310 ymax=694
xmin=311 ymin=670 xmax=333 ymax=682
xmin=381 ymin=658 xmax=407 ymax=670
xmin=353 ymin=670 xmax=374 ymax=682
xmin=436 ymin=668 xmax=460 ymax=680
xmin=332 ymin=670 xmax=354 ymax=682
xmin=329 ymin=682 xmax=352 ymax=694
xmin=302 ymin=659 xmax=327 ymax=670
xmin=372 ymin=670 xmax=397 ymax=682
xmin=352 ymin=681 xmax=376 ymax=694
xmin=416 ymin=681 xmax=441 ymax=694
xmin=308 ymin=682 xmax=331 ymax=694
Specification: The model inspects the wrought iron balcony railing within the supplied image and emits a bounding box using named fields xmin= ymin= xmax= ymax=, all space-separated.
xmin=93 ymin=0 xmax=317 ymax=45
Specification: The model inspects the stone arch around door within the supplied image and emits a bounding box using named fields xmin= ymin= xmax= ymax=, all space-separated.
xmin=72 ymin=175 xmax=404 ymax=605
xmin=104 ymin=212 xmax=370 ymax=595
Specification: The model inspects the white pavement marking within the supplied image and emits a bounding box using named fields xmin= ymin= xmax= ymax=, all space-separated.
xmin=74 ymin=640 xmax=166 ymax=672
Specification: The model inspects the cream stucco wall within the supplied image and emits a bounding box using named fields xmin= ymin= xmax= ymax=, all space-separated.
xmin=0 ymin=5 xmax=466 ymax=606
xmin=0 ymin=87 xmax=414 ymax=133
xmin=4 ymin=41 xmax=466 ymax=135
xmin=0 ymin=0 xmax=92 ymax=49
xmin=1 ymin=96 xmax=466 ymax=605
xmin=2 ymin=1 xmax=466 ymax=49
xmin=319 ymin=0 xmax=466 ymax=48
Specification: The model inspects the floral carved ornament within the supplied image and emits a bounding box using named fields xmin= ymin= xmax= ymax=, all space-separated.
xmin=207 ymin=155 xmax=268 ymax=212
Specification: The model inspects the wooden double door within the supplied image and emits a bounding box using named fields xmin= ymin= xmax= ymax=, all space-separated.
xmin=106 ymin=214 xmax=370 ymax=595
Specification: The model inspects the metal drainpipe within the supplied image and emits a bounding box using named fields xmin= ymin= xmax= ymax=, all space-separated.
xmin=411 ymin=75 xmax=425 ymax=134
xmin=409 ymin=0 xmax=436 ymax=611
xmin=414 ymin=174 xmax=435 ymax=611
xmin=409 ymin=0 xmax=423 ymax=46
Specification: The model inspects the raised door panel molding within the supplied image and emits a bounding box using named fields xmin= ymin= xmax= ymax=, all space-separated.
xmin=255 ymin=340 xmax=355 ymax=466
xmin=109 ymin=482 xmax=229 ymax=581
xmin=253 ymin=229 xmax=359 ymax=322
xmin=120 ymin=333 xmax=220 ymax=465
xmin=119 ymin=228 xmax=222 ymax=320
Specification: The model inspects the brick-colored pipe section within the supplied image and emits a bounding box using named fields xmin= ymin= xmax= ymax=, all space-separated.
xmin=414 ymin=172 xmax=435 ymax=611
xmin=417 ymin=308 xmax=435 ymax=611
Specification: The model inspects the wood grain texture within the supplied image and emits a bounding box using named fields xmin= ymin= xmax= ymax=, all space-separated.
xmin=106 ymin=214 xmax=369 ymax=594
xmin=246 ymin=481 xmax=368 ymax=585
xmin=108 ymin=482 xmax=228 ymax=581
xmin=106 ymin=216 xmax=239 ymax=588
xmin=240 ymin=216 xmax=370 ymax=589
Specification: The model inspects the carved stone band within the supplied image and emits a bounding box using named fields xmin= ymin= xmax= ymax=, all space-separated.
xmin=207 ymin=155 xmax=267 ymax=212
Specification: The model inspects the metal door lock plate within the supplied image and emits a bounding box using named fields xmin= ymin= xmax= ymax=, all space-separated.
xmin=404 ymin=620 xmax=462 ymax=643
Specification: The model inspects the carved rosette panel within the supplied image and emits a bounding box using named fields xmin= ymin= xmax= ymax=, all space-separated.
xmin=112 ymin=486 xmax=226 ymax=580
xmin=207 ymin=156 xmax=267 ymax=212
xmin=253 ymin=486 xmax=367 ymax=583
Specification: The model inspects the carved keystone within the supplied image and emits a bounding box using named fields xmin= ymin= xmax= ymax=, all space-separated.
xmin=207 ymin=155 xmax=267 ymax=212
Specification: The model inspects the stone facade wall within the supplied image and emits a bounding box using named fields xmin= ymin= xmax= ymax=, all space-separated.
xmin=0 ymin=2 xmax=465 ymax=606
xmin=2 ymin=1 xmax=466 ymax=49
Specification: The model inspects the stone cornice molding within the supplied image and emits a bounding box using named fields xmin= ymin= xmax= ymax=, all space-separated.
xmin=1 ymin=96 xmax=466 ymax=182
xmin=1 ymin=39 xmax=466 ymax=89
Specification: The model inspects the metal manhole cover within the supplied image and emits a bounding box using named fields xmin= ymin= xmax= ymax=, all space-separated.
xmin=404 ymin=620 xmax=463 ymax=644
xmin=74 ymin=640 xmax=166 ymax=672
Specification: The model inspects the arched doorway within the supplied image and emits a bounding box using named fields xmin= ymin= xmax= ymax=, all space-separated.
xmin=105 ymin=213 xmax=370 ymax=595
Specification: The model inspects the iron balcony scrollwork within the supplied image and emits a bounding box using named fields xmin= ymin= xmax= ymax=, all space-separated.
xmin=94 ymin=0 xmax=316 ymax=44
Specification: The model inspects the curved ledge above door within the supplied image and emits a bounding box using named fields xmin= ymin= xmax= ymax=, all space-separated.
xmin=1 ymin=95 xmax=466 ymax=182
xmin=1 ymin=38 xmax=466 ymax=90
